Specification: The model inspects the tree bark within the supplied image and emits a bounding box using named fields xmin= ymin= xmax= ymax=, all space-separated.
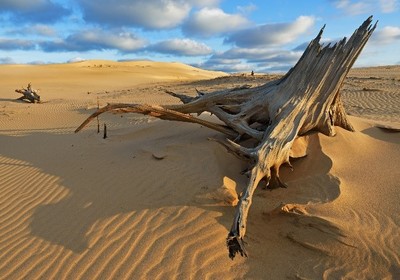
xmin=75 ymin=17 xmax=377 ymax=259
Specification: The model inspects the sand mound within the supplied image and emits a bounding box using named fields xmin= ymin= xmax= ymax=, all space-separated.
xmin=0 ymin=63 xmax=399 ymax=279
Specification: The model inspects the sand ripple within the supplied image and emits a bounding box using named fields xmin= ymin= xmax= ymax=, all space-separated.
xmin=0 ymin=121 xmax=247 ymax=279
xmin=0 ymin=64 xmax=399 ymax=279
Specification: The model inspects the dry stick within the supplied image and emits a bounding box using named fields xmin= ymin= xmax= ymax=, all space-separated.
xmin=75 ymin=103 xmax=237 ymax=138
xmin=103 ymin=123 xmax=107 ymax=139
xmin=97 ymin=96 xmax=100 ymax=133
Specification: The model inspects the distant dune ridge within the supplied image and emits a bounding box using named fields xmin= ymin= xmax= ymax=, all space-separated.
xmin=0 ymin=61 xmax=399 ymax=279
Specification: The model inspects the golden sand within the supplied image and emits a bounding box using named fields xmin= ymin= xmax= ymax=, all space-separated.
xmin=0 ymin=61 xmax=399 ymax=279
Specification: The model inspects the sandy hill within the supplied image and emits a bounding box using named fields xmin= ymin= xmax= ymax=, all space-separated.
xmin=0 ymin=60 xmax=226 ymax=101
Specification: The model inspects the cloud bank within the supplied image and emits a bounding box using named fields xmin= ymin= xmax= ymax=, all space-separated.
xmin=146 ymin=39 xmax=212 ymax=56
xmin=199 ymin=47 xmax=303 ymax=72
xmin=225 ymin=16 xmax=315 ymax=48
xmin=41 ymin=29 xmax=147 ymax=52
xmin=77 ymin=0 xmax=222 ymax=30
xmin=371 ymin=26 xmax=400 ymax=44
xmin=0 ymin=0 xmax=71 ymax=23
xmin=331 ymin=0 xmax=398 ymax=15
xmin=182 ymin=8 xmax=250 ymax=37
xmin=0 ymin=38 xmax=37 ymax=50
xmin=0 ymin=0 xmax=398 ymax=72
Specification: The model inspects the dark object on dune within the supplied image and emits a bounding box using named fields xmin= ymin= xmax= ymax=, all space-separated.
xmin=15 ymin=83 xmax=41 ymax=103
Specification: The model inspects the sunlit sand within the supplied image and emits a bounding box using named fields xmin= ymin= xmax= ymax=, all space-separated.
xmin=0 ymin=61 xmax=399 ymax=279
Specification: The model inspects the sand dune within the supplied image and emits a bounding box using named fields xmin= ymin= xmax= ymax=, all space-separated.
xmin=0 ymin=62 xmax=399 ymax=279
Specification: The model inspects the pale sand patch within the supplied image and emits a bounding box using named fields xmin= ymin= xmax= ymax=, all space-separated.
xmin=0 ymin=62 xmax=399 ymax=279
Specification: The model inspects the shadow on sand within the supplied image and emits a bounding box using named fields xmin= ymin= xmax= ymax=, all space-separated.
xmin=0 ymin=122 xmax=344 ymax=278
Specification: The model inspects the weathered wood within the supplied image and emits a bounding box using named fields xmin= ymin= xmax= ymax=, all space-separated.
xmin=75 ymin=17 xmax=377 ymax=259
xmin=15 ymin=83 xmax=41 ymax=103
xmin=75 ymin=103 xmax=238 ymax=138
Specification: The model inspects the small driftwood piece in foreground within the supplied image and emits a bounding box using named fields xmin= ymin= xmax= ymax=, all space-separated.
xmin=15 ymin=83 xmax=41 ymax=103
xmin=75 ymin=17 xmax=377 ymax=259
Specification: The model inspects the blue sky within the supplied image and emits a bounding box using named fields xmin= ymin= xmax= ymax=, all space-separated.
xmin=0 ymin=0 xmax=399 ymax=72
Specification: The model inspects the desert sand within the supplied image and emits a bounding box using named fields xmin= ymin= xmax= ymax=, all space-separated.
xmin=0 ymin=61 xmax=399 ymax=279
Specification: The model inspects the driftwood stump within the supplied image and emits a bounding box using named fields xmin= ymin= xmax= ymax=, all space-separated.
xmin=15 ymin=83 xmax=41 ymax=103
xmin=76 ymin=17 xmax=377 ymax=259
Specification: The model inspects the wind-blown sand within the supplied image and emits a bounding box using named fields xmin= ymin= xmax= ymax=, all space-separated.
xmin=0 ymin=61 xmax=399 ymax=279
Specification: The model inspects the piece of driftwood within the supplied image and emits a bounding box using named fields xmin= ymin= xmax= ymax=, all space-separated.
xmin=15 ymin=83 xmax=41 ymax=103
xmin=75 ymin=17 xmax=377 ymax=259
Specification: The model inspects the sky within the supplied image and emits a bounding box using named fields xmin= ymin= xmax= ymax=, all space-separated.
xmin=0 ymin=0 xmax=399 ymax=72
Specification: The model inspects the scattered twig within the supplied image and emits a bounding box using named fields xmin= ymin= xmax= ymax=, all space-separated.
xmin=103 ymin=123 xmax=107 ymax=139
xmin=97 ymin=96 xmax=100 ymax=133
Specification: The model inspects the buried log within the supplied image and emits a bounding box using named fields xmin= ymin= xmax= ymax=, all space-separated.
xmin=75 ymin=17 xmax=377 ymax=259
xmin=15 ymin=83 xmax=41 ymax=103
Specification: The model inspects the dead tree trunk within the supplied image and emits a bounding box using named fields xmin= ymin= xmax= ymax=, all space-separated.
xmin=75 ymin=17 xmax=377 ymax=259
xmin=15 ymin=83 xmax=41 ymax=103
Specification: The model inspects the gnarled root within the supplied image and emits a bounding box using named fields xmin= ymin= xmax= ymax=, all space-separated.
xmin=227 ymin=233 xmax=248 ymax=259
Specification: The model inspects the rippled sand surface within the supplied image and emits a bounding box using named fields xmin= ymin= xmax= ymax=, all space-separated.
xmin=0 ymin=62 xmax=399 ymax=279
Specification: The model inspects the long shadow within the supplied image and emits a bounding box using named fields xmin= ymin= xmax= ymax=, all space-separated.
xmin=0 ymin=97 xmax=32 ymax=103
xmin=0 ymin=126 xmax=242 ymax=253
xmin=0 ymin=125 xmax=342 ymax=262
xmin=362 ymin=126 xmax=400 ymax=144
xmin=239 ymin=135 xmax=348 ymax=278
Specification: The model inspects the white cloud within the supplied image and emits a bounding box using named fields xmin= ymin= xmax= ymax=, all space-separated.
xmin=0 ymin=38 xmax=37 ymax=50
xmin=0 ymin=0 xmax=43 ymax=10
xmin=225 ymin=16 xmax=315 ymax=48
xmin=146 ymin=39 xmax=212 ymax=56
xmin=0 ymin=57 xmax=16 ymax=64
xmin=182 ymin=7 xmax=250 ymax=37
xmin=199 ymin=47 xmax=302 ymax=73
xmin=29 ymin=24 xmax=57 ymax=36
xmin=209 ymin=47 xmax=302 ymax=64
xmin=371 ymin=26 xmax=400 ymax=44
xmin=333 ymin=0 xmax=371 ymax=15
xmin=379 ymin=0 xmax=398 ymax=12
xmin=189 ymin=0 xmax=220 ymax=6
xmin=73 ymin=30 xmax=147 ymax=52
xmin=198 ymin=57 xmax=252 ymax=72
xmin=211 ymin=48 xmax=278 ymax=60
xmin=78 ymin=0 xmax=192 ymax=29
xmin=237 ymin=4 xmax=257 ymax=14
xmin=332 ymin=0 xmax=398 ymax=15
xmin=0 ymin=0 xmax=71 ymax=23
xmin=40 ymin=29 xmax=147 ymax=52
xmin=8 ymin=24 xmax=57 ymax=37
